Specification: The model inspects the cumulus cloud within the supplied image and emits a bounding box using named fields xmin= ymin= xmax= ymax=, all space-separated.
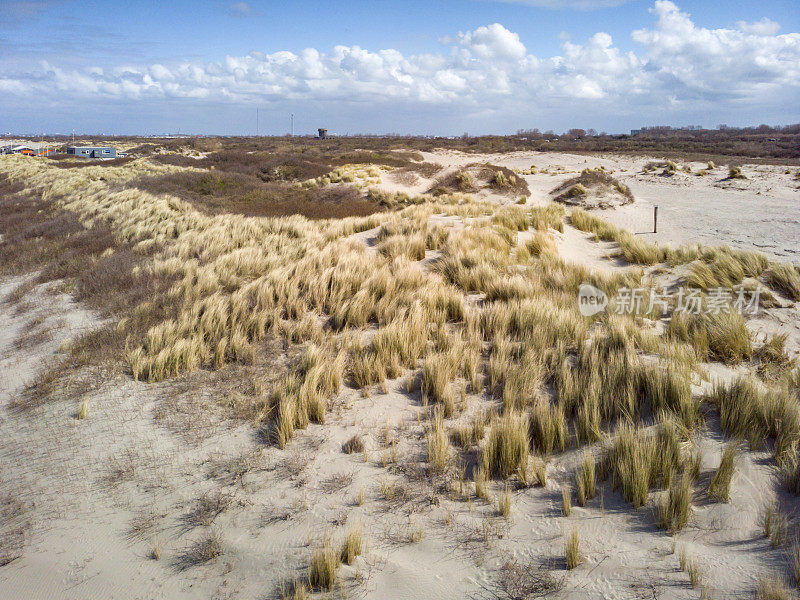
xmin=1 ymin=2 xmax=798 ymax=126
xmin=453 ymin=23 xmax=527 ymax=60
xmin=736 ymin=17 xmax=780 ymax=36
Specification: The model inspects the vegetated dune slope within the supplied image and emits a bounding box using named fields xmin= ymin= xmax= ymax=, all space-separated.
xmin=0 ymin=149 xmax=798 ymax=600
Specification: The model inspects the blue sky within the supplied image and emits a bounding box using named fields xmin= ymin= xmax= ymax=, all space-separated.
xmin=1 ymin=0 xmax=799 ymax=135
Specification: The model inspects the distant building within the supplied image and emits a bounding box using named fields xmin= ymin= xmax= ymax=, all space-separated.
xmin=67 ymin=146 xmax=116 ymax=158
xmin=630 ymin=129 xmax=642 ymax=136
xmin=317 ymin=128 xmax=327 ymax=139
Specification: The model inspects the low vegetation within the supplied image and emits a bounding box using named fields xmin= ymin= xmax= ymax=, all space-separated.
xmin=1 ymin=139 xmax=797 ymax=598
xmin=551 ymin=168 xmax=633 ymax=208
xmin=708 ymin=442 xmax=737 ymax=502
xmin=565 ymin=528 xmax=581 ymax=570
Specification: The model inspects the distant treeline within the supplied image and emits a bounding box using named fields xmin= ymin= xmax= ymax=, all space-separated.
xmin=32 ymin=123 xmax=800 ymax=162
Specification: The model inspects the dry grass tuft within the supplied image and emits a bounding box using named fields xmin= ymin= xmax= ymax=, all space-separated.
xmin=493 ymin=558 xmax=563 ymax=598
xmin=728 ymin=165 xmax=747 ymax=179
xmin=340 ymin=521 xmax=364 ymax=565
xmin=764 ymin=262 xmax=800 ymax=301
xmin=498 ymin=486 xmax=512 ymax=519
xmin=708 ymin=442 xmax=737 ymax=503
xmin=657 ymin=473 xmax=692 ymax=534
xmin=175 ymin=529 xmax=223 ymax=570
xmin=309 ymin=539 xmax=340 ymax=591
xmin=427 ymin=408 xmax=451 ymax=474
xmin=575 ymin=451 xmax=596 ymax=507
xmin=342 ymin=435 xmax=365 ymax=454
xmin=668 ymin=311 xmax=752 ymax=364
xmin=756 ymin=574 xmax=793 ymax=600
xmin=482 ymin=412 xmax=530 ymax=480
xmin=565 ymin=528 xmax=581 ymax=570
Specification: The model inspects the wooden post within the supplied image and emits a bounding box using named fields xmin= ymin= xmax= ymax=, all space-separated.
xmin=653 ymin=205 xmax=658 ymax=234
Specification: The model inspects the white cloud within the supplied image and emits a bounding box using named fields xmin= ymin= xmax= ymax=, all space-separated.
xmin=454 ymin=23 xmax=527 ymax=60
xmin=1 ymin=2 xmax=798 ymax=127
xmin=736 ymin=17 xmax=780 ymax=36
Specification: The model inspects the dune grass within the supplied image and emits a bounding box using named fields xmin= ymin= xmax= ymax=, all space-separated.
xmin=657 ymin=473 xmax=692 ymax=534
xmin=565 ymin=528 xmax=581 ymax=569
xmin=340 ymin=522 xmax=364 ymax=565
xmin=708 ymin=442 xmax=737 ymax=503
xmin=575 ymin=451 xmax=596 ymax=507
xmin=757 ymin=575 xmax=793 ymax=600
xmin=561 ymin=487 xmax=572 ymax=516
xmin=309 ymin=539 xmax=340 ymax=591
xmin=764 ymin=262 xmax=800 ymax=301
xmin=482 ymin=412 xmax=530 ymax=480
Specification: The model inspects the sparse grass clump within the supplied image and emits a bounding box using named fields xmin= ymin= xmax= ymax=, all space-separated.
xmin=529 ymin=402 xmax=567 ymax=456
xmin=482 ymin=412 xmax=530 ymax=480
xmin=706 ymin=377 xmax=800 ymax=459
xmin=562 ymin=487 xmax=572 ymax=516
xmin=657 ymin=473 xmax=692 ymax=534
xmin=343 ymin=434 xmax=365 ymax=454
xmin=668 ymin=311 xmax=752 ymax=364
xmin=529 ymin=203 xmax=565 ymax=232
xmin=498 ymin=486 xmax=512 ymax=519
xmin=757 ymin=574 xmax=793 ymax=600
xmin=764 ymin=262 xmax=800 ymax=301
xmin=608 ymin=417 xmax=693 ymax=508
xmin=76 ymin=398 xmax=89 ymax=420
xmin=340 ymin=522 xmax=364 ymax=565
xmin=708 ymin=442 xmax=737 ymax=503
xmin=575 ymin=452 xmax=596 ymax=507
xmin=309 ymin=540 xmax=340 ymax=591
xmin=427 ymin=409 xmax=451 ymax=474
xmin=565 ymin=528 xmax=581 ymax=569
xmin=178 ymin=530 xmax=223 ymax=569
xmin=728 ymin=165 xmax=746 ymax=179
xmin=757 ymin=334 xmax=796 ymax=381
